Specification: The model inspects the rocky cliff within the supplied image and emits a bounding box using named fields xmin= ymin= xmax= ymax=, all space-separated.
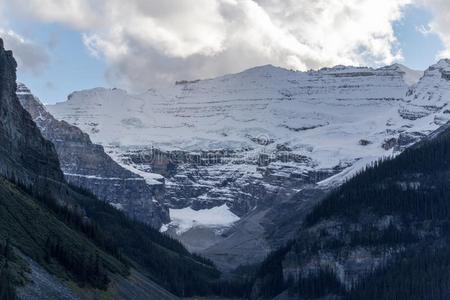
xmin=251 ymin=120 xmax=450 ymax=299
xmin=17 ymin=83 xmax=168 ymax=227
xmin=0 ymin=38 xmax=218 ymax=299
xmin=46 ymin=63 xmax=430 ymax=256
xmin=0 ymin=39 xmax=64 ymax=190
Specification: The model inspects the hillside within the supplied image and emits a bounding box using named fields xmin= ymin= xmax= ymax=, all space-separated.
xmin=46 ymin=60 xmax=440 ymax=267
xmin=251 ymin=118 xmax=450 ymax=299
xmin=0 ymin=39 xmax=230 ymax=299
xmin=17 ymin=83 xmax=168 ymax=228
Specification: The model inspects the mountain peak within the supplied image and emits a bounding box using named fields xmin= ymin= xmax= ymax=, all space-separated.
xmin=0 ymin=37 xmax=64 ymax=187
xmin=251 ymin=64 xmax=278 ymax=70
xmin=16 ymin=82 xmax=31 ymax=94
xmin=386 ymin=62 xmax=420 ymax=73
xmin=67 ymin=87 xmax=128 ymax=102
xmin=319 ymin=64 xmax=362 ymax=71
xmin=235 ymin=64 xmax=291 ymax=77
xmin=17 ymin=82 xmax=45 ymax=109
xmin=432 ymin=58 xmax=450 ymax=69
xmin=383 ymin=63 xmax=423 ymax=86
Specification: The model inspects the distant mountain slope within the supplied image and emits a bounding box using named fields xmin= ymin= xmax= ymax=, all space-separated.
xmin=0 ymin=38 xmax=228 ymax=299
xmin=0 ymin=177 xmax=128 ymax=298
xmin=0 ymin=38 xmax=176 ymax=299
xmin=388 ymin=63 xmax=423 ymax=86
xmin=47 ymin=61 xmax=440 ymax=266
xmin=400 ymin=59 xmax=450 ymax=122
xmin=49 ymin=63 xmax=421 ymax=152
xmin=17 ymin=83 xmax=168 ymax=228
xmin=0 ymin=39 xmax=63 ymax=189
xmin=47 ymin=64 xmax=429 ymax=216
xmin=251 ymin=119 xmax=450 ymax=299
xmin=49 ymin=64 xmax=423 ymax=158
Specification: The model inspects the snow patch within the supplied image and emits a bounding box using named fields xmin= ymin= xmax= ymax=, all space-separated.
xmin=64 ymin=173 xmax=143 ymax=181
xmin=162 ymin=204 xmax=240 ymax=235
xmin=110 ymin=203 xmax=124 ymax=210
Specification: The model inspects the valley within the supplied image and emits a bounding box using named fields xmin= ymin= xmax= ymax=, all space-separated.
xmin=4 ymin=1 xmax=450 ymax=299
xmin=45 ymin=61 xmax=450 ymax=269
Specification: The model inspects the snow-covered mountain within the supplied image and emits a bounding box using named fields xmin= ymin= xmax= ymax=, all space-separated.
xmin=46 ymin=62 xmax=444 ymax=249
xmin=400 ymin=59 xmax=450 ymax=122
xmin=49 ymin=64 xmax=422 ymax=152
xmin=18 ymin=83 xmax=169 ymax=227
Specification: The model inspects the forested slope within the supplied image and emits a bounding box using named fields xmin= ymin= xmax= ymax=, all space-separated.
xmin=252 ymin=122 xmax=450 ymax=300
xmin=0 ymin=38 xmax=233 ymax=299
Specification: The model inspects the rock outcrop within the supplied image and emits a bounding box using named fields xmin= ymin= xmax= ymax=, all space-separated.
xmin=46 ymin=62 xmax=442 ymax=263
xmin=0 ymin=39 xmax=212 ymax=299
xmin=47 ymin=64 xmax=427 ymax=220
xmin=47 ymin=64 xmax=426 ymax=212
xmin=17 ymin=83 xmax=168 ymax=227
xmin=0 ymin=38 xmax=64 ymax=189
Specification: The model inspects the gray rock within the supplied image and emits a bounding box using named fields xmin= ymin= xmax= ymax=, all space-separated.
xmin=0 ymin=38 xmax=176 ymax=299
xmin=17 ymin=83 xmax=169 ymax=227
xmin=17 ymin=255 xmax=82 ymax=300
xmin=0 ymin=39 xmax=64 ymax=190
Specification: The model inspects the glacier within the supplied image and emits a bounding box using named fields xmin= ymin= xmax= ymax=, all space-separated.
xmin=45 ymin=61 xmax=450 ymax=262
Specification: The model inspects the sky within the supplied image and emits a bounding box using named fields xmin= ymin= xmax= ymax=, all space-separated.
xmin=0 ymin=0 xmax=448 ymax=104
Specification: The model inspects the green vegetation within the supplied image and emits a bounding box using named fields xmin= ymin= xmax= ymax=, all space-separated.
xmin=0 ymin=176 xmax=247 ymax=298
xmin=346 ymin=245 xmax=450 ymax=300
xmin=253 ymin=243 xmax=292 ymax=298
xmin=0 ymin=239 xmax=18 ymax=300
xmin=253 ymin=128 xmax=450 ymax=299
xmin=44 ymin=237 xmax=109 ymax=289
xmin=0 ymin=177 xmax=128 ymax=291
xmin=0 ymin=261 xmax=17 ymax=300
xmin=65 ymin=184 xmax=222 ymax=297
xmin=306 ymin=130 xmax=450 ymax=225
xmin=295 ymin=268 xmax=344 ymax=299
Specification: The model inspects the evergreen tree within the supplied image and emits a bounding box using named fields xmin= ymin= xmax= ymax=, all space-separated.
xmin=0 ymin=261 xmax=17 ymax=300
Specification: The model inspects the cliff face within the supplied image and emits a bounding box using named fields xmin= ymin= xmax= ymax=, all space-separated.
xmin=17 ymin=83 xmax=168 ymax=227
xmin=0 ymin=39 xmax=64 ymax=188
xmin=46 ymin=62 xmax=429 ymax=259
xmin=0 ymin=37 xmax=168 ymax=227
xmin=250 ymin=122 xmax=450 ymax=299
xmin=0 ymin=39 xmax=217 ymax=299
xmin=46 ymin=64 xmax=426 ymax=219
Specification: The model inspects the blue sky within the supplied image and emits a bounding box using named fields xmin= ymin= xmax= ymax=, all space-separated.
xmin=2 ymin=2 xmax=446 ymax=104
xmin=12 ymin=23 xmax=107 ymax=104
xmin=393 ymin=5 xmax=443 ymax=70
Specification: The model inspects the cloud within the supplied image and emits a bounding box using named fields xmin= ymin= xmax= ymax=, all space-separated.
xmin=419 ymin=0 xmax=450 ymax=58
xmin=415 ymin=24 xmax=432 ymax=36
xmin=5 ymin=0 xmax=412 ymax=90
xmin=0 ymin=29 xmax=50 ymax=75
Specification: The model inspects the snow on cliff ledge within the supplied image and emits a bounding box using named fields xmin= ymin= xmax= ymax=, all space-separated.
xmin=161 ymin=204 xmax=240 ymax=235
xmin=45 ymin=62 xmax=447 ymax=234
xmin=47 ymin=63 xmax=427 ymax=169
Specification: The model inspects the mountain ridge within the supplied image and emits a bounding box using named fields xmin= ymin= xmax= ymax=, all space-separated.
xmin=17 ymin=82 xmax=169 ymax=227
xmin=0 ymin=38 xmax=64 ymax=190
xmin=44 ymin=58 xmax=448 ymax=268
xmin=251 ymin=112 xmax=450 ymax=299
xmin=0 ymin=37 xmax=233 ymax=299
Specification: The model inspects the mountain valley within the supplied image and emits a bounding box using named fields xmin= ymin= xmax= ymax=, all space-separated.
xmin=45 ymin=60 xmax=450 ymax=269
xmin=2 ymin=32 xmax=450 ymax=300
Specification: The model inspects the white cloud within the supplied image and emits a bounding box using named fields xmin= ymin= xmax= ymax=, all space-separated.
xmin=4 ymin=0 xmax=412 ymax=90
xmin=0 ymin=29 xmax=50 ymax=75
xmin=419 ymin=0 xmax=450 ymax=58
xmin=416 ymin=24 xmax=432 ymax=36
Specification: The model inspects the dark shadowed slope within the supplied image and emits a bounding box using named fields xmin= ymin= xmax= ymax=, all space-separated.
xmin=0 ymin=38 xmax=228 ymax=299
xmin=252 ymin=120 xmax=450 ymax=299
xmin=17 ymin=83 xmax=168 ymax=228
